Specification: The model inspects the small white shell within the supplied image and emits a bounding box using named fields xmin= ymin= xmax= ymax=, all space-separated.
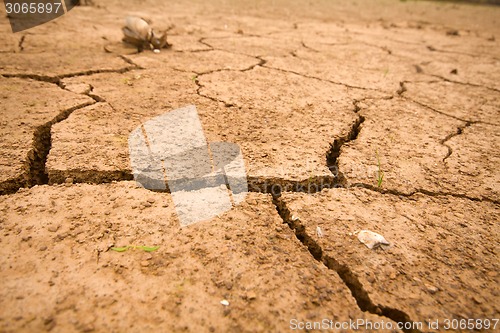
xmin=357 ymin=230 xmax=390 ymax=249
xmin=153 ymin=49 xmax=160 ymax=54
xmin=291 ymin=215 xmax=299 ymax=221
xmin=220 ymin=300 xmax=229 ymax=306
xmin=316 ymin=226 xmax=323 ymax=238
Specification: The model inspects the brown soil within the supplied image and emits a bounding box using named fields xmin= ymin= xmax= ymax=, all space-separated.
xmin=0 ymin=0 xmax=498 ymax=332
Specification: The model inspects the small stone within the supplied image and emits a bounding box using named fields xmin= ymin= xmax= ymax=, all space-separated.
xmin=65 ymin=177 xmax=74 ymax=184
xmin=450 ymin=69 xmax=458 ymax=75
xmin=55 ymin=232 xmax=68 ymax=241
xmin=39 ymin=245 xmax=48 ymax=251
xmin=48 ymin=225 xmax=59 ymax=232
xmin=425 ymin=283 xmax=438 ymax=294
xmin=147 ymin=198 xmax=155 ymax=204
xmin=44 ymin=317 xmax=56 ymax=330
xmin=357 ymin=230 xmax=390 ymax=249
xmin=61 ymin=82 xmax=91 ymax=95
xmin=247 ymin=291 xmax=257 ymax=300
xmin=140 ymin=261 xmax=150 ymax=267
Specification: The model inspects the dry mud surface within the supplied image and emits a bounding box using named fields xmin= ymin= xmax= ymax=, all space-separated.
xmin=0 ymin=0 xmax=499 ymax=332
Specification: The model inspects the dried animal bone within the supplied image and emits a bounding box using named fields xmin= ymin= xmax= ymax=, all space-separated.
xmin=122 ymin=16 xmax=171 ymax=52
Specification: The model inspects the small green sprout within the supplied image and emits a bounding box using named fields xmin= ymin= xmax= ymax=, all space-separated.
xmin=376 ymin=149 xmax=384 ymax=188
xmin=111 ymin=245 xmax=160 ymax=252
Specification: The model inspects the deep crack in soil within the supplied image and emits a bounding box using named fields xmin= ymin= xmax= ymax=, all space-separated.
xmin=441 ymin=121 xmax=473 ymax=162
xmin=1 ymin=60 xmax=138 ymax=85
xmin=0 ymin=101 xmax=95 ymax=195
xmin=29 ymin=102 xmax=96 ymax=185
xmin=326 ymin=114 xmax=365 ymax=187
xmin=272 ymin=194 xmax=421 ymax=333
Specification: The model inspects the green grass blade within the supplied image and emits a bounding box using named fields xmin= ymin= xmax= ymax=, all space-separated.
xmin=141 ymin=246 xmax=160 ymax=252
xmin=111 ymin=246 xmax=129 ymax=252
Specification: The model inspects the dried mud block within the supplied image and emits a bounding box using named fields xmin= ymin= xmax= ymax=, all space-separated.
xmin=0 ymin=25 xmax=19 ymax=52
xmin=280 ymin=188 xmax=499 ymax=332
xmin=199 ymin=66 xmax=387 ymax=183
xmin=20 ymin=31 xmax=108 ymax=52
xmin=444 ymin=123 xmax=499 ymax=201
xmin=127 ymin=49 xmax=261 ymax=73
xmin=0 ymin=51 xmax=130 ymax=78
xmin=264 ymin=42 xmax=420 ymax=93
xmin=47 ymin=103 xmax=136 ymax=184
xmin=351 ymin=24 xmax=499 ymax=58
xmin=203 ymin=35 xmax=298 ymax=57
xmin=198 ymin=15 xmax=293 ymax=36
xmin=47 ymin=69 xmax=201 ymax=183
xmin=420 ymin=57 xmax=500 ymax=91
xmin=167 ymin=35 xmax=212 ymax=52
xmin=58 ymin=69 xmax=198 ymax=114
xmin=405 ymin=81 xmax=500 ymax=124
xmin=272 ymin=22 xmax=356 ymax=45
xmin=338 ymin=97 xmax=499 ymax=200
xmin=350 ymin=26 xmax=500 ymax=92
xmin=0 ymin=184 xmax=393 ymax=332
xmin=0 ymin=77 xmax=93 ymax=194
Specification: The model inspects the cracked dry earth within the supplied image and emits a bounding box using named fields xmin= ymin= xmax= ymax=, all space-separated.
xmin=0 ymin=0 xmax=499 ymax=332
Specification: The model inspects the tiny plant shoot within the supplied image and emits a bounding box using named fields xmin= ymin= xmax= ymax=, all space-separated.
xmin=111 ymin=245 xmax=160 ymax=252
xmin=376 ymin=149 xmax=384 ymax=188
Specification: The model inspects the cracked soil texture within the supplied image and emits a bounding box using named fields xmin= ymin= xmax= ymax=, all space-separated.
xmin=0 ymin=0 xmax=499 ymax=332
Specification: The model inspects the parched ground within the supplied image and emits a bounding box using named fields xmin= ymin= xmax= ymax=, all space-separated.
xmin=0 ymin=0 xmax=499 ymax=332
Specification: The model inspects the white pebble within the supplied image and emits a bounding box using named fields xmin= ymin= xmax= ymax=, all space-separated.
xmin=357 ymin=230 xmax=390 ymax=249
